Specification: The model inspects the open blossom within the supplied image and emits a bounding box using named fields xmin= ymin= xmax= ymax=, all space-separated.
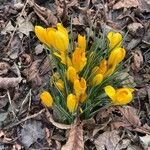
xmin=40 ymin=91 xmax=53 ymax=108
xmin=35 ymin=23 xmax=69 ymax=53
xmin=104 ymin=85 xmax=134 ymax=105
xmin=107 ymin=31 xmax=122 ymax=49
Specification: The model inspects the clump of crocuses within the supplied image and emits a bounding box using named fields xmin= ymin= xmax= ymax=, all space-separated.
xmin=35 ymin=24 xmax=134 ymax=124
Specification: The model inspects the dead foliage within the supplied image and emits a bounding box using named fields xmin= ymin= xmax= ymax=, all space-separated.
xmin=61 ymin=120 xmax=84 ymax=150
xmin=0 ymin=77 xmax=22 ymax=89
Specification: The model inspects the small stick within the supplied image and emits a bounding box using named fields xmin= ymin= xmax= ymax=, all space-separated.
xmin=4 ymin=109 xmax=45 ymax=130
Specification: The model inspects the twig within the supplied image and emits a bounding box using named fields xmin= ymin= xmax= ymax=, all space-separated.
xmin=7 ymin=91 xmax=17 ymax=118
xmin=4 ymin=109 xmax=45 ymax=130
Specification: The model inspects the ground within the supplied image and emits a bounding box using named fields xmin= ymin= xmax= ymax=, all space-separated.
xmin=0 ymin=0 xmax=150 ymax=149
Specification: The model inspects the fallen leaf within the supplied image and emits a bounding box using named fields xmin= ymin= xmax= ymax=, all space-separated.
xmin=35 ymin=44 xmax=44 ymax=55
xmin=61 ymin=120 xmax=84 ymax=150
xmin=0 ymin=62 xmax=10 ymax=75
xmin=0 ymin=77 xmax=22 ymax=89
xmin=9 ymin=36 xmax=23 ymax=60
xmin=20 ymin=121 xmax=45 ymax=148
xmin=16 ymin=16 xmax=34 ymax=36
xmin=1 ymin=21 xmax=15 ymax=35
xmin=140 ymin=134 xmax=150 ymax=148
xmin=94 ymin=130 xmax=121 ymax=150
xmin=113 ymin=0 xmax=140 ymax=10
xmin=127 ymin=22 xmax=144 ymax=37
xmin=30 ymin=1 xmax=57 ymax=26
xmin=23 ymin=60 xmax=42 ymax=87
xmin=116 ymin=72 xmax=136 ymax=87
xmin=131 ymin=50 xmax=144 ymax=72
xmin=118 ymin=106 xmax=141 ymax=126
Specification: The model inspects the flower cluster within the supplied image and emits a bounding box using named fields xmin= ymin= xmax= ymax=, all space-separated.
xmin=35 ymin=23 xmax=134 ymax=124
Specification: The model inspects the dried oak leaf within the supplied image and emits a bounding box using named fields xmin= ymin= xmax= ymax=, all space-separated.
xmin=131 ymin=50 xmax=143 ymax=72
xmin=0 ymin=77 xmax=22 ymax=89
xmin=94 ymin=130 xmax=121 ymax=150
xmin=23 ymin=60 xmax=42 ymax=87
xmin=113 ymin=0 xmax=140 ymax=10
xmin=61 ymin=120 xmax=84 ymax=150
xmin=0 ymin=62 xmax=10 ymax=75
xmin=30 ymin=1 xmax=57 ymax=26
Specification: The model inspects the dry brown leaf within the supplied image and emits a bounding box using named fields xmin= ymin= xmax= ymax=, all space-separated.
xmin=61 ymin=120 xmax=84 ymax=150
xmin=0 ymin=77 xmax=22 ymax=89
xmin=1 ymin=21 xmax=15 ymax=35
xmin=0 ymin=62 xmax=10 ymax=75
xmin=131 ymin=50 xmax=143 ymax=72
xmin=23 ymin=60 xmax=42 ymax=87
xmin=16 ymin=16 xmax=34 ymax=36
xmin=30 ymin=1 xmax=57 ymax=26
xmin=113 ymin=0 xmax=140 ymax=9
xmin=94 ymin=130 xmax=121 ymax=150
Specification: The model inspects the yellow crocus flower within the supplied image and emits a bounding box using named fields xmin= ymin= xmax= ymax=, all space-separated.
xmin=72 ymin=47 xmax=87 ymax=72
xmin=104 ymin=85 xmax=134 ymax=105
xmin=40 ymin=91 xmax=53 ymax=108
xmin=105 ymin=47 xmax=126 ymax=76
xmin=74 ymin=78 xmax=86 ymax=97
xmin=35 ymin=23 xmax=69 ymax=53
xmin=107 ymin=31 xmax=122 ymax=49
xmin=92 ymin=74 xmax=103 ymax=86
xmin=78 ymin=34 xmax=86 ymax=52
xmin=66 ymin=66 xmax=78 ymax=83
xmin=108 ymin=47 xmax=126 ymax=65
xmin=67 ymin=94 xmax=78 ymax=113
xmin=55 ymin=79 xmax=64 ymax=91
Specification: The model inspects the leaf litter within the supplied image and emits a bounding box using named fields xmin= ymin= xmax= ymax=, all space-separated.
xmin=0 ymin=0 xmax=150 ymax=149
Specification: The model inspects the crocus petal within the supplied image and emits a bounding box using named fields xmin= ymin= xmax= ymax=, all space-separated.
xmin=47 ymin=28 xmax=56 ymax=48
xmin=108 ymin=47 xmax=126 ymax=66
xmin=66 ymin=66 xmax=78 ymax=83
xmin=57 ymin=23 xmax=68 ymax=38
xmin=80 ymin=93 xmax=87 ymax=103
xmin=72 ymin=48 xmax=87 ymax=72
xmin=78 ymin=34 xmax=86 ymax=52
xmin=115 ymin=88 xmax=133 ymax=105
xmin=99 ymin=59 xmax=107 ymax=75
xmin=104 ymin=85 xmax=116 ymax=101
xmin=74 ymin=78 xmax=86 ymax=97
xmin=55 ymin=31 xmax=69 ymax=52
xmin=67 ymin=94 xmax=77 ymax=113
xmin=105 ymin=62 xmax=117 ymax=77
xmin=35 ymin=26 xmax=47 ymax=44
xmin=92 ymin=74 xmax=103 ymax=86
xmin=107 ymin=31 xmax=122 ymax=49
xmin=40 ymin=91 xmax=53 ymax=108
xmin=55 ymin=79 xmax=64 ymax=91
